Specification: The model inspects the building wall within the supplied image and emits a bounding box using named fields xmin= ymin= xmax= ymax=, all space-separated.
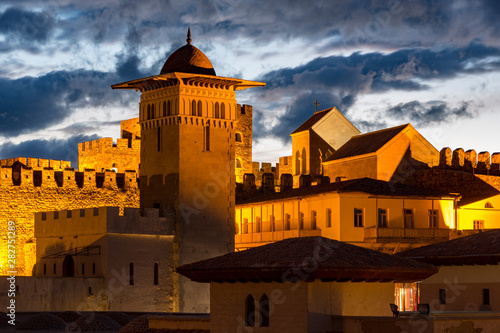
xmin=291 ymin=131 xmax=310 ymax=187
xmin=235 ymin=104 xmax=253 ymax=183
xmin=420 ymin=265 xmax=500 ymax=312
xmin=120 ymin=117 xmax=141 ymax=140
xmin=458 ymin=195 xmax=500 ymax=230
xmin=0 ymin=276 xmax=106 ymax=311
xmin=323 ymin=155 xmax=378 ymax=182
xmin=312 ymin=107 xmax=360 ymax=151
xmin=210 ymin=281 xmax=309 ymax=333
xmin=0 ymin=168 xmax=139 ymax=276
xmin=78 ymin=137 xmax=140 ymax=173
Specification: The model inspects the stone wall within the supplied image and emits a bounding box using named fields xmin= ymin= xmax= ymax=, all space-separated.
xmin=235 ymin=104 xmax=253 ymax=183
xmin=0 ymin=166 xmax=139 ymax=276
xmin=0 ymin=157 xmax=71 ymax=170
xmin=78 ymin=137 xmax=141 ymax=173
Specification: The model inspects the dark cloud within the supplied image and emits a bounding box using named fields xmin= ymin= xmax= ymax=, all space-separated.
xmin=250 ymin=42 xmax=497 ymax=141
xmin=386 ymin=101 xmax=474 ymax=127
xmin=0 ymin=134 xmax=100 ymax=167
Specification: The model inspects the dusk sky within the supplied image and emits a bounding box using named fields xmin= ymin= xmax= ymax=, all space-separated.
xmin=1 ymin=0 xmax=500 ymax=165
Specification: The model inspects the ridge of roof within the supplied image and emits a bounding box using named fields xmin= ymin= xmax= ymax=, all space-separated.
xmin=324 ymin=124 xmax=410 ymax=162
xmin=291 ymin=108 xmax=333 ymax=134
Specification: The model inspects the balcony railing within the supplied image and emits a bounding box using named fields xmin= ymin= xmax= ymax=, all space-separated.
xmin=235 ymin=228 xmax=321 ymax=247
xmin=364 ymin=226 xmax=450 ymax=242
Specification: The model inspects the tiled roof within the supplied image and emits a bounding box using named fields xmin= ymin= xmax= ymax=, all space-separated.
xmin=177 ymin=236 xmax=438 ymax=283
xmin=397 ymin=229 xmax=500 ymax=265
xmin=291 ymin=108 xmax=331 ymax=134
xmin=237 ymin=177 xmax=451 ymax=205
xmin=324 ymin=124 xmax=409 ymax=161
xmin=457 ymin=191 xmax=500 ymax=207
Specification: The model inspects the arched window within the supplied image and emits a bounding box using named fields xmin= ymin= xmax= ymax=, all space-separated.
xmin=197 ymin=101 xmax=203 ymax=117
xmin=129 ymin=262 xmax=134 ymax=285
xmin=62 ymin=255 xmax=75 ymax=277
xmin=259 ymin=294 xmax=270 ymax=327
xmin=167 ymin=100 xmax=171 ymax=116
xmin=154 ymin=262 xmax=159 ymax=285
xmin=147 ymin=105 xmax=151 ymax=120
xmin=152 ymin=104 xmax=155 ymax=118
xmin=245 ymin=294 xmax=256 ymax=327
xmin=215 ymin=102 xmax=220 ymax=119
xmin=163 ymin=101 xmax=166 ymax=117
xmin=221 ymin=103 xmax=226 ymax=119
xmin=485 ymin=202 xmax=494 ymax=208
xmin=191 ymin=100 xmax=197 ymax=116
xmin=235 ymin=133 xmax=242 ymax=142
xmin=236 ymin=158 xmax=242 ymax=168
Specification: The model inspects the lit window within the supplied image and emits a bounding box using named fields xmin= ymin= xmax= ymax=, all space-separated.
xmin=429 ymin=210 xmax=438 ymax=228
xmin=299 ymin=212 xmax=304 ymax=229
xmin=311 ymin=210 xmax=317 ymax=230
xmin=354 ymin=209 xmax=363 ymax=227
xmin=243 ymin=218 xmax=248 ymax=234
xmin=284 ymin=214 xmax=290 ymax=230
xmin=255 ymin=217 xmax=261 ymax=233
xmin=378 ymin=209 xmax=388 ymax=227
xmin=473 ymin=220 xmax=484 ymax=230
xmin=395 ymin=283 xmax=420 ymax=311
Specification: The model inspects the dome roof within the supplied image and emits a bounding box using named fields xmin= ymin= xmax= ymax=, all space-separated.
xmin=160 ymin=28 xmax=216 ymax=76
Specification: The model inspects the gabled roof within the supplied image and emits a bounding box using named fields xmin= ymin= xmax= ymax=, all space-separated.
xmin=324 ymin=124 xmax=409 ymax=162
xmin=457 ymin=191 xmax=500 ymax=207
xmin=397 ymin=229 xmax=500 ymax=265
xmin=291 ymin=108 xmax=331 ymax=134
xmin=177 ymin=236 xmax=438 ymax=283
xmin=237 ymin=177 xmax=452 ymax=205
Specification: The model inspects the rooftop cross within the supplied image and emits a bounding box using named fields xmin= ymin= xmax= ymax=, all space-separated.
xmin=313 ymin=100 xmax=320 ymax=113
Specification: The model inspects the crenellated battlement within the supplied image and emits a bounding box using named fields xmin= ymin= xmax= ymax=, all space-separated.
xmin=0 ymin=163 xmax=138 ymax=189
xmin=0 ymin=157 xmax=71 ymax=170
xmin=78 ymin=137 xmax=141 ymax=152
xmin=438 ymin=147 xmax=500 ymax=175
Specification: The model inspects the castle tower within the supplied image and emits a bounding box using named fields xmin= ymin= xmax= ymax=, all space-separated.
xmin=112 ymin=29 xmax=265 ymax=312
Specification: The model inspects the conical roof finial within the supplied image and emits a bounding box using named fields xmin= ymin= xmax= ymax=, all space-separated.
xmin=186 ymin=27 xmax=192 ymax=45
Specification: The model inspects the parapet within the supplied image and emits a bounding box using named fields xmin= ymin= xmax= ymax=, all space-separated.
xmin=438 ymin=147 xmax=500 ymax=175
xmin=0 ymin=163 xmax=139 ymax=189
xmin=0 ymin=157 xmax=71 ymax=170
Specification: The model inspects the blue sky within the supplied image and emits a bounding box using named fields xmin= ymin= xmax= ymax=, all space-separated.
xmin=1 ymin=0 xmax=500 ymax=165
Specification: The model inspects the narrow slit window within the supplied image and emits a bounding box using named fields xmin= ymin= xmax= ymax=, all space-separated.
xmin=154 ymin=262 xmax=159 ymax=285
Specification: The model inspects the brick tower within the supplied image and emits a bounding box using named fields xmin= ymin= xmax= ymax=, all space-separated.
xmin=112 ymin=29 xmax=265 ymax=312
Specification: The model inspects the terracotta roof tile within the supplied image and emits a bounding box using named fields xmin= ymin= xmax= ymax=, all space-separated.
xmin=237 ymin=177 xmax=451 ymax=205
xmin=291 ymin=109 xmax=331 ymax=134
xmin=397 ymin=229 xmax=500 ymax=265
xmin=178 ymin=236 xmax=437 ymax=283
xmin=324 ymin=124 xmax=409 ymax=161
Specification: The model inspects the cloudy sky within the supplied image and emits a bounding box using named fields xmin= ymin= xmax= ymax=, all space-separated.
xmin=1 ymin=0 xmax=500 ymax=165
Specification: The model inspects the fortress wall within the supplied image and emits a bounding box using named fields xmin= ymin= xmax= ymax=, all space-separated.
xmin=0 ymin=167 xmax=139 ymax=276
xmin=235 ymin=104 xmax=253 ymax=183
xmin=78 ymin=137 xmax=140 ymax=173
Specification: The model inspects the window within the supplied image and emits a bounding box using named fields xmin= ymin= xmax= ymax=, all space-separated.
xmin=429 ymin=210 xmax=438 ymax=228
xmin=67 ymin=210 xmax=72 ymax=218
xmin=404 ymin=209 xmax=414 ymax=228
xmin=354 ymin=209 xmax=363 ymax=227
xmin=243 ymin=218 xmax=248 ymax=234
xmin=485 ymin=202 xmax=494 ymax=208
xmin=197 ymin=101 xmax=202 ymax=117
xmin=378 ymin=209 xmax=388 ymax=227
xmin=53 ymin=263 xmax=56 ymax=274
xmin=54 ymin=211 xmax=59 ymax=219
xmin=215 ymin=102 xmax=220 ymax=118
xmin=81 ymin=263 xmax=85 ymax=275
xmin=154 ymin=262 xmax=159 ymax=285
xmin=284 ymin=214 xmax=290 ymax=230
xmin=311 ymin=210 xmax=317 ymax=230
xmin=439 ymin=289 xmax=446 ymax=304
xmin=147 ymin=105 xmax=151 ymax=119
xmin=41 ymin=212 xmax=46 ymax=220
xmin=157 ymin=127 xmax=162 ymax=152
xmin=395 ymin=283 xmax=420 ymax=311
xmin=245 ymin=294 xmax=256 ymax=327
xmin=129 ymin=262 xmax=134 ymax=286
xmin=93 ymin=208 xmax=99 ymax=216
xmin=191 ymin=100 xmax=197 ymax=116
xmin=255 ymin=217 xmax=261 ymax=233
xmin=259 ymin=294 xmax=270 ymax=327
xmin=235 ymin=133 xmax=242 ymax=142
xmin=43 ymin=264 xmax=46 ymax=275
xmin=221 ymin=103 xmax=226 ymax=119
xmin=204 ymin=126 xmax=210 ymax=151
xmin=326 ymin=209 xmax=332 ymax=228
xmin=166 ymin=100 xmax=171 ymax=116
xmin=474 ymin=220 xmax=484 ymax=230
xmin=163 ymin=101 xmax=166 ymax=117
xmin=92 ymin=263 xmax=96 ymax=275
xmin=483 ymin=289 xmax=490 ymax=305
xmin=299 ymin=212 xmax=304 ymax=229
xmin=80 ymin=209 xmax=85 ymax=217
xmin=269 ymin=215 xmax=275 ymax=232
xmin=236 ymin=158 xmax=242 ymax=168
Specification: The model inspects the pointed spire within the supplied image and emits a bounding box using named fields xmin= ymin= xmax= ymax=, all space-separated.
xmin=186 ymin=27 xmax=192 ymax=45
